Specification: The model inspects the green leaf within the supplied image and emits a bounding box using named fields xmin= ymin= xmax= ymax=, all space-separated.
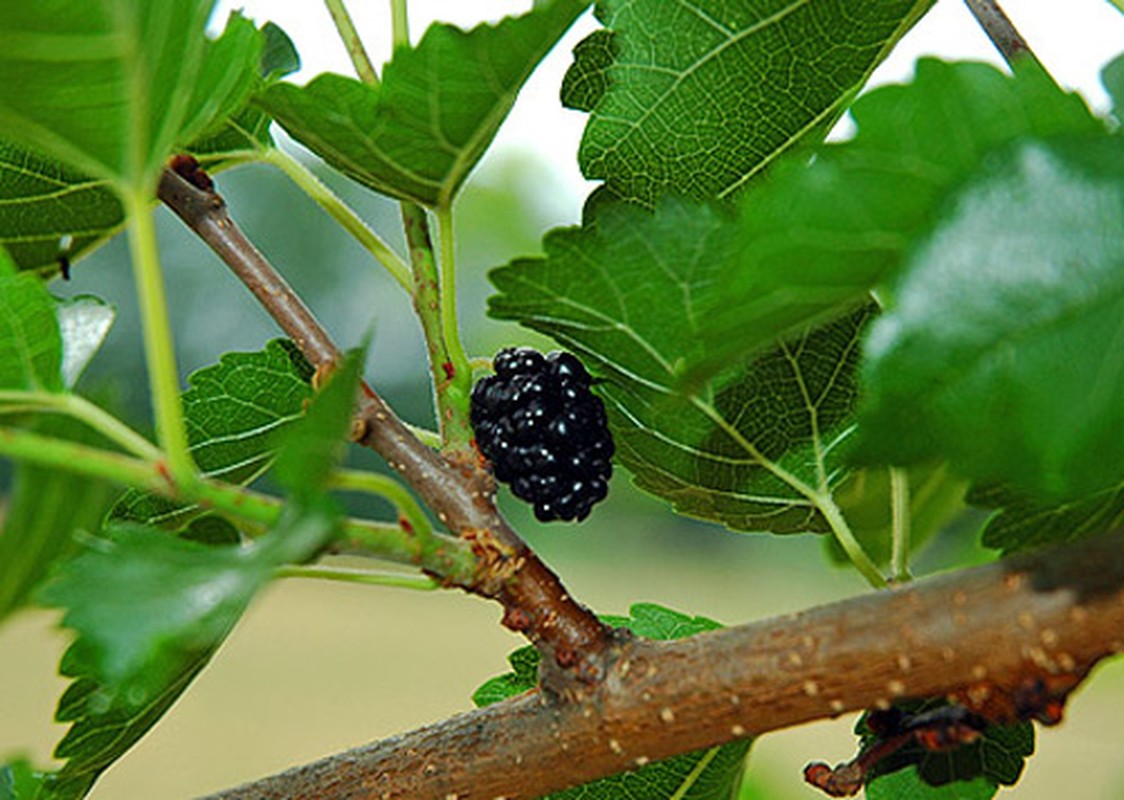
xmin=0 ymin=758 xmax=50 ymax=800
xmin=40 ymin=503 xmax=337 ymax=798
xmin=1105 ymin=53 xmax=1124 ymax=122
xmin=473 ymin=604 xmax=750 ymax=800
xmin=181 ymin=12 xmax=263 ymax=147
xmin=854 ymin=136 xmax=1124 ymax=501
xmin=259 ymin=21 xmax=301 ymax=82
xmin=688 ymin=58 xmax=1103 ymax=385
xmin=567 ymin=0 xmax=934 ymax=206
xmin=0 ymin=415 xmax=117 ymax=625
xmin=489 ymin=201 xmax=868 ymax=533
xmin=0 ymin=1 xmax=260 ymax=190
xmin=180 ymin=514 xmax=242 ymax=546
xmin=0 ymin=141 xmax=124 ymax=275
xmin=866 ymin=771 xmax=996 ymax=800
xmin=829 ymin=464 xmax=967 ymax=568
xmin=560 ymin=29 xmax=615 ymax=113
xmin=46 ymin=645 xmax=212 ymax=800
xmin=272 ymin=345 xmax=365 ymax=499
xmin=111 ymin=338 xmax=314 ymax=527
xmin=258 ymin=0 xmax=589 ymax=206
xmin=972 ymin=481 xmax=1124 ymax=554
xmin=857 ymin=703 xmax=1033 ymax=792
xmin=0 ymin=252 xmax=63 ymax=391
xmin=601 ymin=602 xmax=723 ymax=639
xmin=56 ymin=295 xmax=114 ymax=389
xmin=38 ymin=525 xmax=270 ymax=696
xmin=188 ymin=22 xmax=301 ymax=163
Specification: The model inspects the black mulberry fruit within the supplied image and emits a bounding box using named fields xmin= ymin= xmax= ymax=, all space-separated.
xmin=471 ymin=347 xmax=613 ymax=522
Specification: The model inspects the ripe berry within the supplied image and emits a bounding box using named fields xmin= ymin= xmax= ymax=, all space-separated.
xmin=471 ymin=347 xmax=613 ymax=522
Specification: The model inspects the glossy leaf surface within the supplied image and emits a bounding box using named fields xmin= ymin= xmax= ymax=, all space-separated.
xmin=855 ymin=137 xmax=1124 ymax=500
xmin=689 ymin=59 xmax=1102 ymax=384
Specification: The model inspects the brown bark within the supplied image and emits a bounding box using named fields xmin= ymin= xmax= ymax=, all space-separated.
xmin=158 ymin=163 xmax=616 ymax=690
xmin=203 ymin=531 xmax=1124 ymax=800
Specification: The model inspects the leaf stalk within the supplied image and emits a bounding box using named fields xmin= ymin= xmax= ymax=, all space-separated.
xmin=262 ymin=148 xmax=412 ymax=292
xmin=276 ymin=563 xmax=438 ymax=590
xmin=0 ymin=391 xmax=161 ymax=461
xmin=324 ymin=0 xmax=380 ymax=86
xmin=121 ymin=191 xmax=194 ymax=484
xmin=889 ymin=467 xmax=912 ymax=583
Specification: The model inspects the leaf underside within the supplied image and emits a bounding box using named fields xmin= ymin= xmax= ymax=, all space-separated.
xmin=971 ymin=481 xmax=1124 ymax=555
xmin=0 ymin=1 xmax=260 ymax=189
xmin=259 ymin=0 xmax=589 ymax=206
xmin=111 ymin=338 xmax=314 ymax=527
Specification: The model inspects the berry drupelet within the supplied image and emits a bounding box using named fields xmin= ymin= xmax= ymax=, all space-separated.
xmin=470 ymin=348 xmax=614 ymax=522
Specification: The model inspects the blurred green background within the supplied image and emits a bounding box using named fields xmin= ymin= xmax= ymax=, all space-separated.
xmin=1 ymin=150 xmax=1123 ymax=799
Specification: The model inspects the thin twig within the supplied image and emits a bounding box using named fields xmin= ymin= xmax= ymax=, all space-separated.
xmin=158 ymin=163 xmax=616 ymax=690
xmin=157 ymin=167 xmax=341 ymax=368
xmin=205 ymin=529 xmax=1124 ymax=800
xmin=963 ymin=0 xmax=1042 ymax=70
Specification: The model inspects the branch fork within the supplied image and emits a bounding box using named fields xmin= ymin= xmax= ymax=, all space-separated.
xmin=158 ymin=158 xmax=617 ymax=694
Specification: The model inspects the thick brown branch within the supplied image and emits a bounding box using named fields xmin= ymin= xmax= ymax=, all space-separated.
xmin=158 ymin=163 xmax=614 ymax=688
xmin=204 ymin=531 xmax=1124 ymax=800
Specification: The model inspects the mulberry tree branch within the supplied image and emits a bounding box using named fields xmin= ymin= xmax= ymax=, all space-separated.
xmin=963 ymin=0 xmax=1042 ymax=70
xmin=205 ymin=530 xmax=1124 ymax=800
xmin=157 ymin=164 xmax=615 ymax=689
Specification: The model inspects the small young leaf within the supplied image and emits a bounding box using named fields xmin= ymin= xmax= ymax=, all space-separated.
xmin=46 ymin=645 xmax=215 ymax=800
xmin=857 ymin=702 xmax=1033 ymax=792
xmin=568 ymin=0 xmax=934 ymax=205
xmin=56 ymin=296 xmax=114 ymax=389
xmin=0 ymin=141 xmax=124 ymax=275
xmin=272 ymin=345 xmax=365 ymax=499
xmin=866 ymin=771 xmax=997 ymax=800
xmin=0 ymin=1 xmax=259 ymax=190
xmin=473 ymin=603 xmax=750 ymax=800
xmin=111 ymin=339 xmax=314 ymax=527
xmin=38 ymin=525 xmax=271 ymax=695
xmin=260 ymin=22 xmax=301 ymax=82
xmin=971 ymin=481 xmax=1124 ymax=554
xmin=181 ymin=12 xmax=264 ymax=148
xmin=1105 ymin=52 xmax=1124 ymax=122
xmin=689 ymin=59 xmax=1103 ymax=385
xmin=855 ymin=136 xmax=1124 ymax=500
xmin=0 ymin=252 xmax=63 ymax=391
xmin=188 ymin=22 xmax=302 ymax=163
xmin=601 ymin=602 xmax=723 ymax=639
xmin=489 ymin=202 xmax=868 ymax=533
xmin=258 ymin=0 xmax=588 ymax=206
xmin=0 ymin=758 xmax=51 ymax=800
